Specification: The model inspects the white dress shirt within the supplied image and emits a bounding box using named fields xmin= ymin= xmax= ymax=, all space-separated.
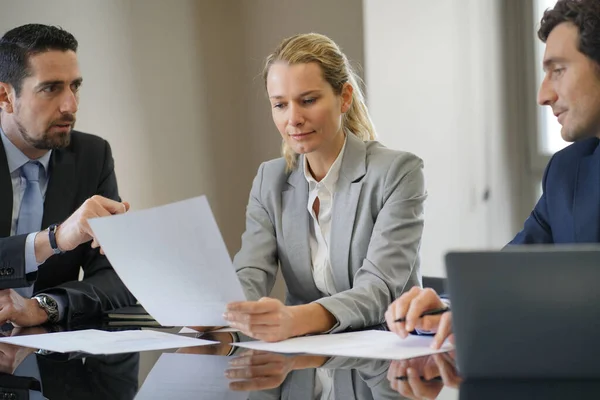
xmin=303 ymin=136 xmax=347 ymax=297
xmin=1 ymin=127 xmax=66 ymax=320
xmin=303 ymin=135 xmax=347 ymax=400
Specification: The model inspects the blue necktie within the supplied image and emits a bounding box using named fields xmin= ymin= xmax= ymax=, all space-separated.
xmin=15 ymin=161 xmax=44 ymax=297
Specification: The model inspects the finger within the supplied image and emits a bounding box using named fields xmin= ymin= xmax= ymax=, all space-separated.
xmin=431 ymin=312 xmax=453 ymax=349
xmin=433 ymin=353 xmax=461 ymax=388
xmin=0 ymin=308 xmax=14 ymax=327
xmin=225 ymin=362 xmax=287 ymax=379
xmin=405 ymin=288 xmax=442 ymax=332
xmin=122 ymin=201 xmax=130 ymax=212
xmin=388 ymin=363 xmax=400 ymax=392
xmin=229 ymin=323 xmax=282 ymax=336
xmin=90 ymin=196 xmax=130 ymax=215
xmin=423 ymin=356 xmax=440 ymax=381
xmin=396 ymin=365 xmax=416 ymax=399
xmin=419 ymin=315 xmax=443 ymax=332
xmin=229 ymin=353 xmax=282 ymax=367
xmin=225 ymin=310 xmax=282 ymax=325
xmin=226 ymin=299 xmax=278 ymax=314
xmin=407 ymin=366 xmax=442 ymax=400
xmin=385 ymin=308 xmax=401 ymax=337
xmin=391 ymin=288 xmax=422 ymax=338
xmin=387 ymin=360 xmax=400 ymax=383
xmin=229 ymin=376 xmax=282 ymax=391
xmin=79 ymin=209 xmax=111 ymax=239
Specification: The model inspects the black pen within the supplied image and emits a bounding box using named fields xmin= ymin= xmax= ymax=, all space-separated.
xmin=396 ymin=376 xmax=443 ymax=382
xmin=395 ymin=307 xmax=450 ymax=323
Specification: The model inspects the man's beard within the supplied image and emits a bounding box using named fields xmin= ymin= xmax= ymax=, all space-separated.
xmin=16 ymin=116 xmax=74 ymax=150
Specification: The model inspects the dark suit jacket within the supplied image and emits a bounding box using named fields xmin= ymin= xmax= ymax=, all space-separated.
xmin=38 ymin=352 xmax=139 ymax=400
xmin=0 ymin=131 xmax=136 ymax=324
xmin=0 ymin=352 xmax=139 ymax=400
xmin=510 ymin=137 xmax=600 ymax=245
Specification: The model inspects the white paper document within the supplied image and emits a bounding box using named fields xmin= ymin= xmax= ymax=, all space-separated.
xmin=0 ymin=329 xmax=216 ymax=354
xmin=178 ymin=327 xmax=240 ymax=334
xmin=88 ymin=196 xmax=247 ymax=326
xmin=136 ymin=353 xmax=247 ymax=400
xmin=233 ymin=330 xmax=453 ymax=360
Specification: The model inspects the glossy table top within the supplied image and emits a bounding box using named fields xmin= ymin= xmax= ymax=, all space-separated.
xmin=0 ymin=325 xmax=598 ymax=399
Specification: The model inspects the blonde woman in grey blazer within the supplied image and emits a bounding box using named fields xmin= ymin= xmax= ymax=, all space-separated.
xmin=223 ymin=33 xmax=426 ymax=343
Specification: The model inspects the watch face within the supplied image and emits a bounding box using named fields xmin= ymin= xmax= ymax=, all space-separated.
xmin=42 ymin=295 xmax=58 ymax=309
xmin=36 ymin=295 xmax=59 ymax=323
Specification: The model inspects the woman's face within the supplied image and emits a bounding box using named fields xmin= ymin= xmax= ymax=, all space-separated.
xmin=266 ymin=61 xmax=352 ymax=158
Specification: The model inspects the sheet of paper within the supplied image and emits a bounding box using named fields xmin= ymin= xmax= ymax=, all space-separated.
xmin=178 ymin=327 xmax=240 ymax=334
xmin=0 ymin=329 xmax=111 ymax=353
xmin=135 ymin=353 xmax=247 ymax=400
xmin=233 ymin=330 xmax=453 ymax=360
xmin=0 ymin=329 xmax=216 ymax=354
xmin=88 ymin=196 xmax=246 ymax=326
xmin=83 ymin=330 xmax=217 ymax=355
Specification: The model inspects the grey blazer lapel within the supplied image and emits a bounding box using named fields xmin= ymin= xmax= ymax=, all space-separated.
xmin=282 ymin=165 xmax=321 ymax=299
xmin=330 ymin=134 xmax=366 ymax=292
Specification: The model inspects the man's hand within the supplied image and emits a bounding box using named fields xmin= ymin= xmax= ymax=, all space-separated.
xmin=0 ymin=342 xmax=36 ymax=375
xmin=0 ymin=290 xmax=48 ymax=327
xmin=224 ymin=298 xmax=297 ymax=342
xmin=56 ymin=195 xmax=130 ymax=253
xmin=385 ymin=287 xmax=454 ymax=349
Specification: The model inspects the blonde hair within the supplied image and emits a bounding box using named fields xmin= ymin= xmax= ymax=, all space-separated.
xmin=262 ymin=33 xmax=376 ymax=171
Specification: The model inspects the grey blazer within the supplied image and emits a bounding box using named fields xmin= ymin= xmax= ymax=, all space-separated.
xmin=249 ymin=357 xmax=400 ymax=400
xmin=233 ymin=133 xmax=426 ymax=333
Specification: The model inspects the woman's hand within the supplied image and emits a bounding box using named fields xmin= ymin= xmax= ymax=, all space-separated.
xmin=224 ymin=298 xmax=296 ymax=342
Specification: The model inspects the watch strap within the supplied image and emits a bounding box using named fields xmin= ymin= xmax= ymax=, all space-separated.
xmin=48 ymin=224 xmax=64 ymax=255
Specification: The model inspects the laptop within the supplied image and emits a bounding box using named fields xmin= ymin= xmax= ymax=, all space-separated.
xmin=445 ymin=245 xmax=600 ymax=379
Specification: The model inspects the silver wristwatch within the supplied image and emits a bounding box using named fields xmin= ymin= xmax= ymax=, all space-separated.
xmin=33 ymin=294 xmax=59 ymax=324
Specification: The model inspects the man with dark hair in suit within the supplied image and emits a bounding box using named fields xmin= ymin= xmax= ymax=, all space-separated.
xmin=385 ymin=0 xmax=600 ymax=349
xmin=0 ymin=24 xmax=135 ymax=327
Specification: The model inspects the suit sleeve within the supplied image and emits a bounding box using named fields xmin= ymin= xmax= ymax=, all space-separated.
xmin=0 ymin=234 xmax=32 ymax=289
xmin=41 ymin=141 xmax=136 ymax=324
xmin=315 ymin=153 xmax=426 ymax=332
xmin=509 ymin=154 xmax=554 ymax=245
xmin=233 ymin=163 xmax=279 ymax=301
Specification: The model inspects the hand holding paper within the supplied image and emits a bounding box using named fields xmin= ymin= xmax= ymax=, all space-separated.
xmin=88 ymin=196 xmax=246 ymax=326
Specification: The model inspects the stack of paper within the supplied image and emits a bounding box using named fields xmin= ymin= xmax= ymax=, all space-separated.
xmin=0 ymin=330 xmax=216 ymax=355
xmin=89 ymin=196 xmax=247 ymax=327
xmin=233 ymin=330 xmax=453 ymax=360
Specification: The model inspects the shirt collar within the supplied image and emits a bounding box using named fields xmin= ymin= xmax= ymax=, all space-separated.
xmin=303 ymin=134 xmax=348 ymax=192
xmin=0 ymin=124 xmax=52 ymax=175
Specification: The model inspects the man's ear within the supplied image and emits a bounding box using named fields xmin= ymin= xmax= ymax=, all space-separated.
xmin=0 ymin=82 xmax=15 ymax=113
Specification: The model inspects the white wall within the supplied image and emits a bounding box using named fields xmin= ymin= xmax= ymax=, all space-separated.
xmin=364 ymin=0 xmax=523 ymax=277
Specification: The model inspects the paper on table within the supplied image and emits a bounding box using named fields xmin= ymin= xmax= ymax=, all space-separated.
xmin=178 ymin=327 xmax=240 ymax=334
xmin=0 ymin=329 xmax=216 ymax=355
xmin=136 ymin=353 xmax=247 ymax=400
xmin=88 ymin=196 xmax=246 ymax=326
xmin=233 ymin=330 xmax=453 ymax=360
xmin=83 ymin=330 xmax=217 ymax=355
xmin=0 ymin=330 xmax=110 ymax=353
